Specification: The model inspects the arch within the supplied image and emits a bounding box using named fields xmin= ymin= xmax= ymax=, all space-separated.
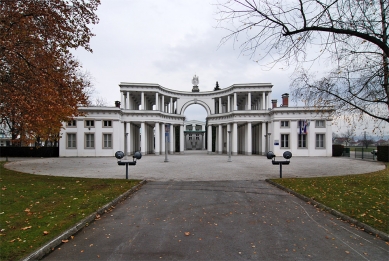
xmin=180 ymin=99 xmax=212 ymax=116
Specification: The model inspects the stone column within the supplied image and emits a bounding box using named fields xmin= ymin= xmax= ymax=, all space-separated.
xmin=247 ymin=92 xmax=251 ymax=110
xmin=207 ymin=125 xmax=212 ymax=154
xmin=125 ymin=122 xmax=131 ymax=155
xmin=155 ymin=93 xmax=159 ymax=111
xmin=202 ymin=133 xmax=205 ymax=150
xmin=232 ymin=122 xmax=238 ymax=155
xmin=125 ymin=92 xmax=129 ymax=109
xmin=161 ymin=95 xmax=165 ymax=112
xmin=120 ymin=92 xmax=125 ymax=109
xmin=218 ymin=125 xmax=223 ymax=154
xmin=140 ymin=122 xmax=145 ymax=155
xmin=170 ymin=97 xmax=173 ymax=114
xmin=169 ymin=124 xmax=174 ymax=154
xmin=262 ymin=122 xmax=267 ymax=154
xmin=180 ymin=124 xmax=184 ymax=154
xmin=141 ymin=92 xmax=145 ymax=110
xmin=234 ymin=92 xmax=237 ymax=111
xmin=155 ymin=122 xmax=160 ymax=155
xmin=161 ymin=123 xmax=165 ymax=155
xmin=227 ymin=96 xmax=231 ymax=112
xmin=219 ymin=97 xmax=222 ymax=114
xmin=246 ymin=122 xmax=252 ymax=155
xmin=262 ymin=92 xmax=266 ymax=110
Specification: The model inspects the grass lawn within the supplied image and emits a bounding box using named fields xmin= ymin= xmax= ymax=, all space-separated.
xmin=0 ymin=162 xmax=141 ymax=261
xmin=271 ymin=163 xmax=389 ymax=235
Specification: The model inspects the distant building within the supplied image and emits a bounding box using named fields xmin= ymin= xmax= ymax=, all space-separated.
xmin=59 ymin=82 xmax=334 ymax=157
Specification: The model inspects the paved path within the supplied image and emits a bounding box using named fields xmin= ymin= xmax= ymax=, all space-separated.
xmin=42 ymin=181 xmax=389 ymax=261
xmin=3 ymin=151 xmax=385 ymax=181
xmin=3 ymin=153 xmax=388 ymax=260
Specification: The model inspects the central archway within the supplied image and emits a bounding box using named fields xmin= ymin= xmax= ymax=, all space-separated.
xmin=180 ymin=99 xmax=212 ymax=116
xmin=182 ymin=104 xmax=207 ymax=152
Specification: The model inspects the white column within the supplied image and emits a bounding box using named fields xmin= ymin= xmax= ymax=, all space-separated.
xmin=170 ymin=97 xmax=173 ymax=113
xmin=247 ymin=122 xmax=252 ymax=155
xmin=326 ymin=120 xmax=332 ymax=156
xmin=161 ymin=95 xmax=165 ymax=112
xmin=202 ymin=133 xmax=205 ymax=150
xmin=218 ymin=125 xmax=223 ymax=154
xmin=120 ymin=92 xmax=125 ymax=109
xmin=141 ymin=92 xmax=145 ymax=110
xmin=207 ymin=125 xmax=212 ymax=154
xmin=227 ymin=96 xmax=231 ymax=112
xmin=267 ymin=93 xmax=271 ymax=110
xmin=161 ymin=123 xmax=165 ymax=155
xmin=125 ymin=122 xmax=130 ymax=155
xmin=169 ymin=124 xmax=174 ymax=154
xmin=155 ymin=122 xmax=160 ymax=155
xmin=125 ymin=92 xmax=129 ymax=110
xmin=262 ymin=122 xmax=267 ymax=154
xmin=232 ymin=122 xmax=238 ymax=155
xmin=219 ymin=97 xmax=222 ymax=114
xmin=140 ymin=122 xmax=146 ymax=155
xmin=247 ymin=92 xmax=251 ymax=110
xmin=234 ymin=93 xmax=237 ymax=111
xmin=180 ymin=124 xmax=184 ymax=154
xmin=262 ymin=92 xmax=266 ymax=110
xmin=155 ymin=93 xmax=159 ymax=111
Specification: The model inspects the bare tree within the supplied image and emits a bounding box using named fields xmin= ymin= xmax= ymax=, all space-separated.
xmin=360 ymin=131 xmax=374 ymax=148
xmin=341 ymin=128 xmax=355 ymax=146
xmin=93 ymin=96 xmax=108 ymax=106
xmin=216 ymin=0 xmax=388 ymax=131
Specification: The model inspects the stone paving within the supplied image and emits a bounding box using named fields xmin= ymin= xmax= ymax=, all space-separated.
xmin=3 ymin=151 xmax=385 ymax=181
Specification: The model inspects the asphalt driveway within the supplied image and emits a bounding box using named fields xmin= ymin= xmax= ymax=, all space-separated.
xmin=42 ymin=180 xmax=389 ymax=261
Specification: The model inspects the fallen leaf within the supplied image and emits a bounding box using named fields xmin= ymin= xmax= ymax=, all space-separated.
xmin=43 ymin=231 xmax=49 ymax=235
xmin=62 ymin=239 xmax=68 ymax=243
xmin=184 ymin=232 xmax=190 ymax=236
xmin=21 ymin=226 xmax=32 ymax=230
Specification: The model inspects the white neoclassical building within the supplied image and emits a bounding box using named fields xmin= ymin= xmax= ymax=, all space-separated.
xmin=59 ymin=81 xmax=334 ymax=157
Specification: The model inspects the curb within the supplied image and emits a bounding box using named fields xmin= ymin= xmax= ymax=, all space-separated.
xmin=21 ymin=180 xmax=148 ymax=261
xmin=265 ymin=179 xmax=389 ymax=242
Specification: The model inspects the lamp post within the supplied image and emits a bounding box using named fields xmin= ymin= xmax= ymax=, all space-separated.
xmin=228 ymin=130 xmax=232 ymax=162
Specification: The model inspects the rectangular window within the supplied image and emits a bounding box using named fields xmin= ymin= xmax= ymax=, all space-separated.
xmin=103 ymin=120 xmax=112 ymax=127
xmin=196 ymin=134 xmax=199 ymax=140
xmin=280 ymin=121 xmax=289 ymax=127
xmin=67 ymin=120 xmax=76 ymax=127
xmin=298 ymin=134 xmax=307 ymax=148
xmin=189 ymin=134 xmax=192 ymax=140
xmin=103 ymin=134 xmax=112 ymax=148
xmin=315 ymin=120 xmax=325 ymax=128
xmin=85 ymin=120 xmax=94 ymax=128
xmin=281 ymin=134 xmax=289 ymax=148
xmin=85 ymin=133 xmax=95 ymax=148
xmin=67 ymin=133 xmax=76 ymax=148
xmin=316 ymin=134 xmax=325 ymax=148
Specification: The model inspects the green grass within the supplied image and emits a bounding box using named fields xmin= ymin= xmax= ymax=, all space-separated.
xmin=271 ymin=164 xmax=389 ymax=234
xmin=0 ymin=162 xmax=141 ymax=261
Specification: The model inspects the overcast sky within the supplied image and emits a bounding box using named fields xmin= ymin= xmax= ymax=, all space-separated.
xmin=73 ymin=0 xmax=294 ymax=119
xmin=72 ymin=0 xmax=383 ymax=137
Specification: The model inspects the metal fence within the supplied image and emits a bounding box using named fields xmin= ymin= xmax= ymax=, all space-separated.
xmin=354 ymin=147 xmax=377 ymax=161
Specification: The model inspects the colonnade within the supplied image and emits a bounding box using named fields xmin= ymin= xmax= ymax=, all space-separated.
xmin=121 ymin=91 xmax=178 ymax=113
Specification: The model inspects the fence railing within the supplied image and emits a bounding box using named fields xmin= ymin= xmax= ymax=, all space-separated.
xmin=354 ymin=147 xmax=377 ymax=161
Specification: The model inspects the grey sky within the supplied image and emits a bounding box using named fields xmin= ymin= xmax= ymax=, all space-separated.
xmin=72 ymin=0 xmax=384 ymax=136
xmin=73 ymin=0 xmax=293 ymax=119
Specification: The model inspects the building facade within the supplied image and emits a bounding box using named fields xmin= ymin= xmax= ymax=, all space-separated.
xmin=59 ymin=82 xmax=334 ymax=157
